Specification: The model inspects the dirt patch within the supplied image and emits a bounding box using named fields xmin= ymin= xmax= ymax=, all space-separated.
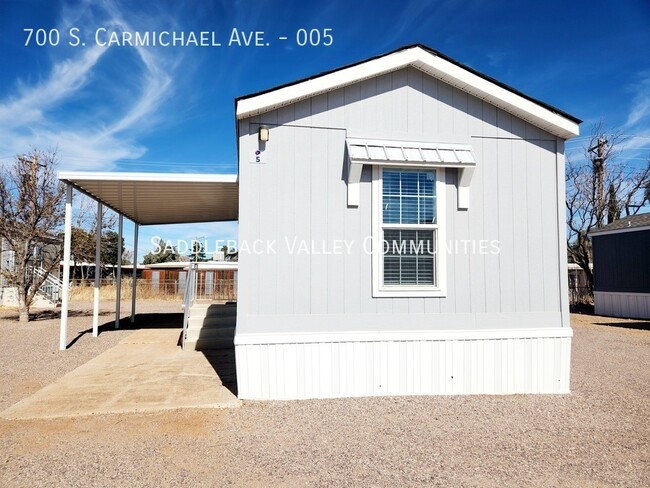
xmin=0 ymin=309 xmax=648 ymax=487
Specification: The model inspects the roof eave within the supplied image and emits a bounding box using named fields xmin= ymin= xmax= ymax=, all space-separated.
xmin=236 ymin=45 xmax=580 ymax=140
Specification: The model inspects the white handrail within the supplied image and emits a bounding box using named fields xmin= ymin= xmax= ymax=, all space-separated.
xmin=181 ymin=262 xmax=199 ymax=349
xmin=31 ymin=265 xmax=64 ymax=303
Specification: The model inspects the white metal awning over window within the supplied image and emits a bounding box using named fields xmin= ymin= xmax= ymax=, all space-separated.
xmin=346 ymin=138 xmax=477 ymax=209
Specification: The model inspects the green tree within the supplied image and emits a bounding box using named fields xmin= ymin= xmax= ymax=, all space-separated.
xmin=101 ymin=230 xmax=124 ymax=265
xmin=190 ymin=240 xmax=207 ymax=262
xmin=143 ymin=238 xmax=179 ymax=264
xmin=70 ymin=227 xmax=94 ymax=279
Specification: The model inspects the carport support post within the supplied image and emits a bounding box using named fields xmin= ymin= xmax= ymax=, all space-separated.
xmin=115 ymin=215 xmax=123 ymax=329
xmin=130 ymin=223 xmax=138 ymax=323
xmin=92 ymin=202 xmax=102 ymax=337
xmin=59 ymin=185 xmax=73 ymax=351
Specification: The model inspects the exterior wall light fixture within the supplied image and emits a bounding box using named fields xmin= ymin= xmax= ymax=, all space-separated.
xmin=259 ymin=126 xmax=270 ymax=142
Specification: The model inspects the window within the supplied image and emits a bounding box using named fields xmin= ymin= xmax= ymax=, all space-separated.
xmin=372 ymin=167 xmax=446 ymax=297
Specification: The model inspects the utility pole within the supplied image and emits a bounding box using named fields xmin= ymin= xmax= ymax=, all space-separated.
xmin=588 ymin=137 xmax=608 ymax=228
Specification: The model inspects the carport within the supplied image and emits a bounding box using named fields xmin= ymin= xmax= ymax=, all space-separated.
xmin=57 ymin=172 xmax=238 ymax=351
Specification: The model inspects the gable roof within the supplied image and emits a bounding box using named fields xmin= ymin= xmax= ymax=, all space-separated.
xmin=589 ymin=212 xmax=650 ymax=236
xmin=236 ymin=44 xmax=581 ymax=139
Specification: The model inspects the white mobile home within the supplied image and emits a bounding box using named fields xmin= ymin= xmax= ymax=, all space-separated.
xmin=234 ymin=45 xmax=580 ymax=399
xmin=57 ymin=44 xmax=580 ymax=401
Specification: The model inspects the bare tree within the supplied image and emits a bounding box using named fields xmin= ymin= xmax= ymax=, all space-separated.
xmin=566 ymin=122 xmax=650 ymax=293
xmin=0 ymin=150 xmax=66 ymax=322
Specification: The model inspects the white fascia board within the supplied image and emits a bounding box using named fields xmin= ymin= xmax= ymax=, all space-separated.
xmin=237 ymin=46 xmax=579 ymax=139
xmin=413 ymin=52 xmax=580 ymax=139
xmin=235 ymin=327 xmax=574 ymax=346
xmin=588 ymin=225 xmax=650 ymax=237
xmin=236 ymin=49 xmax=419 ymax=119
xmin=58 ymin=171 xmax=238 ymax=184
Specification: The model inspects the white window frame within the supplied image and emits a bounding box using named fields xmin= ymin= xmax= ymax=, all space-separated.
xmin=372 ymin=166 xmax=447 ymax=298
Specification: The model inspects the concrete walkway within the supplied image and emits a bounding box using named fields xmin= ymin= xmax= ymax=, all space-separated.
xmin=1 ymin=329 xmax=239 ymax=419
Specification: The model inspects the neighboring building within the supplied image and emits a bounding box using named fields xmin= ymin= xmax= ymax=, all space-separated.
xmin=142 ymin=261 xmax=237 ymax=300
xmin=567 ymin=262 xmax=593 ymax=305
xmin=590 ymin=213 xmax=650 ymax=319
xmin=234 ymin=44 xmax=580 ymax=399
xmin=0 ymin=238 xmax=15 ymax=304
xmin=0 ymin=238 xmax=14 ymax=288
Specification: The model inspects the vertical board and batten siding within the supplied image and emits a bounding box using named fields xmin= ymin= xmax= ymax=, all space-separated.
xmin=238 ymin=67 xmax=563 ymax=333
xmin=236 ymin=66 xmax=571 ymax=399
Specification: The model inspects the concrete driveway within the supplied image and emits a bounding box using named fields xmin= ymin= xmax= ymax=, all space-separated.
xmin=1 ymin=328 xmax=239 ymax=419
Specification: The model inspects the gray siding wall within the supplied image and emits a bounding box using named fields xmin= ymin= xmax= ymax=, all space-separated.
xmin=238 ymin=67 xmax=565 ymax=334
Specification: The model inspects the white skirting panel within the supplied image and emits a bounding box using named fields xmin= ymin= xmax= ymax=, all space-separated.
xmin=235 ymin=329 xmax=573 ymax=400
xmin=594 ymin=291 xmax=650 ymax=319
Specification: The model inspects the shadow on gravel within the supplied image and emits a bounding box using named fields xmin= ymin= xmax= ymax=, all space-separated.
xmin=593 ymin=321 xmax=650 ymax=332
xmin=32 ymin=309 xmax=112 ymax=321
xmin=65 ymin=312 xmax=240 ymax=396
xmin=570 ymin=303 xmax=595 ymax=315
xmin=0 ymin=309 xmax=111 ymax=322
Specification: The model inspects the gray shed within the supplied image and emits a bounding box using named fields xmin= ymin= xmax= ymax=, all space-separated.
xmin=234 ymin=45 xmax=581 ymax=400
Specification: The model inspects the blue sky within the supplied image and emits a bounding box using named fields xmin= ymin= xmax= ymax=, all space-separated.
xmin=1 ymin=0 xmax=649 ymax=259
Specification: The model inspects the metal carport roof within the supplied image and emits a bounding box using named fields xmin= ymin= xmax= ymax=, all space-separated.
xmin=58 ymin=172 xmax=239 ymax=224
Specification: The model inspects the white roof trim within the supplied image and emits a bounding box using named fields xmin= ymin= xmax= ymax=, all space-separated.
xmin=346 ymin=138 xmax=477 ymax=209
xmin=58 ymin=171 xmax=239 ymax=225
xmin=237 ymin=46 xmax=579 ymax=139
xmin=59 ymin=172 xmax=238 ymax=184
xmin=588 ymin=225 xmax=650 ymax=237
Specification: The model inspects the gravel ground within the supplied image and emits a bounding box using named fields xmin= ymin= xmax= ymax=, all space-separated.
xmin=0 ymin=304 xmax=648 ymax=487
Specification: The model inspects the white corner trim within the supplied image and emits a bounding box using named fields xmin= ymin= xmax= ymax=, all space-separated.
xmin=234 ymin=326 xmax=574 ymax=346
xmin=236 ymin=46 xmax=579 ymax=139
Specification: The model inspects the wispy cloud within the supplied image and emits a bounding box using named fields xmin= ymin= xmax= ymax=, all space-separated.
xmin=621 ymin=71 xmax=650 ymax=155
xmin=0 ymin=0 xmax=179 ymax=170
xmin=624 ymin=72 xmax=650 ymax=128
